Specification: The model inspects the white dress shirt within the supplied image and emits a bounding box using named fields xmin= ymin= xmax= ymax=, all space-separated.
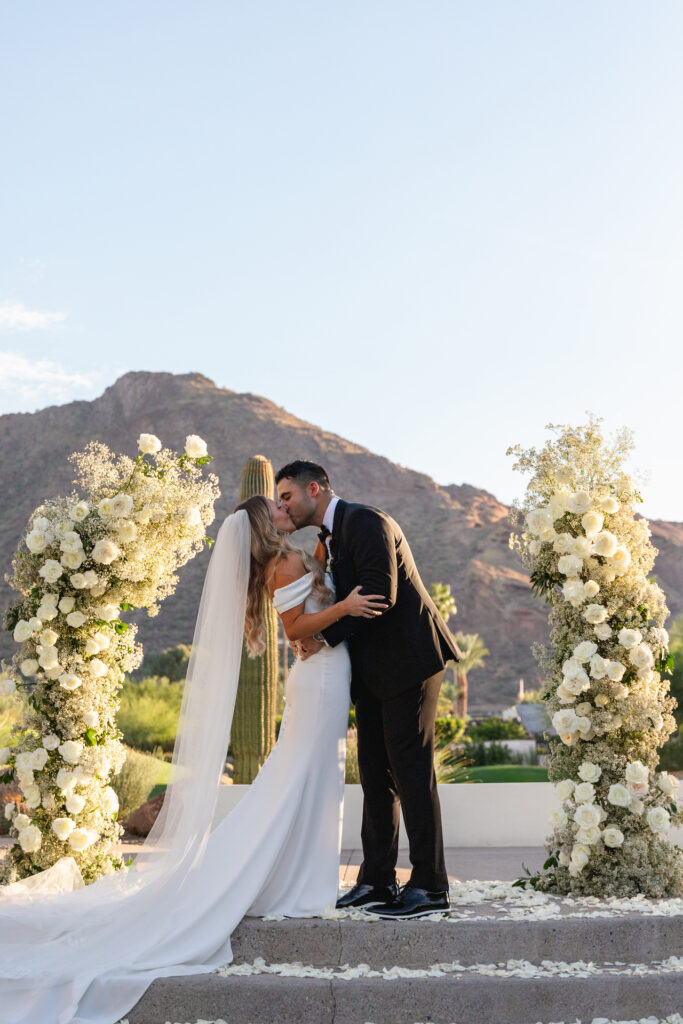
xmin=321 ymin=495 xmax=340 ymax=560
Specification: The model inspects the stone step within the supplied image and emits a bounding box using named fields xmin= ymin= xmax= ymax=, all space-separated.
xmin=126 ymin=969 xmax=683 ymax=1024
xmin=228 ymin=912 xmax=683 ymax=969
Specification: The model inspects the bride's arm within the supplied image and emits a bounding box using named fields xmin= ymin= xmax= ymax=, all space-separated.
xmin=268 ymin=552 xmax=387 ymax=642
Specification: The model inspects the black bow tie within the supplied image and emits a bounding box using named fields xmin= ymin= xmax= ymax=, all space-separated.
xmin=318 ymin=525 xmax=331 ymax=546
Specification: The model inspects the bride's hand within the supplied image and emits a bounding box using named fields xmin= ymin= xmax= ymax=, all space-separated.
xmin=342 ymin=586 xmax=388 ymax=618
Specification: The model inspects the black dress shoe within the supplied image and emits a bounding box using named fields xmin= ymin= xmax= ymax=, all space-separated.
xmin=335 ymin=880 xmax=400 ymax=910
xmin=365 ymin=884 xmax=450 ymax=919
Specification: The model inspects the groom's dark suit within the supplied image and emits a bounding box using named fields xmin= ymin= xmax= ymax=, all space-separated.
xmin=320 ymin=499 xmax=461 ymax=891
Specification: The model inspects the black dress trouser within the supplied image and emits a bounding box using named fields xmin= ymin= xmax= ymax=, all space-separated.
xmin=353 ymin=668 xmax=449 ymax=892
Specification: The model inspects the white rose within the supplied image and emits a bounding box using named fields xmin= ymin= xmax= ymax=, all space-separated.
xmin=583 ymin=580 xmax=600 ymax=599
xmin=111 ymin=493 xmax=134 ymax=518
xmin=58 ymin=672 xmax=82 ymax=691
xmin=657 ymin=772 xmax=679 ymax=797
xmin=20 ymin=658 xmax=39 ymax=676
xmin=40 ymin=628 xmax=59 ymax=647
xmin=66 ymin=611 xmax=87 ymax=628
xmin=58 ymin=740 xmax=82 ymax=765
xmin=589 ymin=654 xmax=608 ymax=679
xmin=68 ymin=827 xmax=98 ymax=852
xmin=628 ymin=797 xmax=644 ymax=816
xmin=27 ymin=617 xmax=42 ymax=632
xmin=552 ymin=709 xmax=579 ymax=734
xmin=60 ymin=550 xmax=84 ymax=570
xmin=553 ymin=533 xmax=574 ymax=553
xmin=600 ymin=496 xmax=620 ymax=514
xmin=562 ymin=673 xmax=589 ymax=696
xmin=42 ymin=733 xmax=60 ymax=750
xmin=570 ymin=844 xmax=591 ymax=871
xmin=30 ymin=748 xmax=48 ymax=771
xmin=571 ymin=536 xmax=593 ymax=558
xmin=575 ymin=701 xmax=592 ymax=716
xmin=592 ymin=531 xmax=618 ymax=557
xmin=558 ymin=554 xmax=583 ymax=577
xmin=4 ymin=801 xmax=16 ymax=820
xmin=567 ymin=491 xmax=592 ymax=514
xmin=578 ymin=761 xmax=602 ymax=783
xmin=70 ymin=573 xmax=89 ymax=590
xmin=91 ymin=538 xmax=121 ymax=565
xmin=554 ymin=779 xmax=575 ymax=801
xmin=13 ymin=812 xmax=30 ymax=830
xmin=84 ymin=637 xmax=99 ymax=655
xmin=80 ymin=570 xmax=100 ymax=589
xmin=625 ymin=760 xmax=649 ymax=786
xmin=602 ymin=826 xmax=624 ymax=847
xmin=573 ymin=641 xmax=598 ymax=663
xmin=584 ymin=604 xmax=608 ymax=624
xmin=82 ymin=711 xmax=99 ymax=729
xmin=36 ymin=602 xmax=58 ymax=621
xmin=38 ymin=559 xmax=64 ymax=583
xmin=93 ymin=631 xmax=110 ymax=650
xmin=60 ymin=531 xmax=83 ymax=554
xmin=581 ymin=511 xmax=604 ymax=536
xmin=52 ymin=817 xmax=76 ymax=840
xmin=556 ymin=681 xmax=577 ymax=703
xmin=575 ymin=715 xmax=593 ymax=736
xmin=525 ymin=507 xmax=554 ymax=536
xmin=618 ymin=627 xmax=642 ymax=649
xmin=594 ymin=623 xmax=612 ymax=640
xmin=549 ymin=807 xmax=568 ymax=829
xmin=605 ymin=661 xmax=626 ymax=682
xmin=0 ymin=746 xmax=10 ymax=766
xmin=65 ymin=792 xmax=86 ymax=815
xmin=13 ymin=619 xmax=33 ymax=642
xmin=181 ymin=506 xmax=202 ymax=527
xmin=574 ymin=781 xmax=595 ymax=803
xmin=576 ymin=825 xmax=601 ymax=845
xmin=594 ymin=693 xmax=608 ymax=707
xmin=102 ymin=787 xmax=119 ymax=815
xmin=56 ymin=768 xmax=76 ymax=792
xmin=97 ymin=497 xmax=114 ymax=518
xmin=116 ymin=519 xmax=137 ymax=543
xmin=629 ymin=644 xmax=654 ymax=671
xmin=610 ymin=545 xmax=631 ymax=574
xmin=611 ymin=682 xmax=629 ymax=700
xmin=26 ymin=529 xmax=49 ymax=553
xmin=38 ymin=647 xmax=60 ymax=670
xmin=573 ymin=804 xmax=601 ymax=829
xmin=71 ymin=501 xmax=90 ymax=521
xmin=528 ymin=539 xmax=541 ymax=557
xmin=90 ymin=582 xmax=108 ymax=597
xmin=95 ymin=604 xmax=119 ymax=622
xmin=138 ymin=432 xmax=162 ymax=454
xmin=562 ymin=579 xmax=585 ymax=606
xmin=88 ymin=658 xmax=108 ymax=678
xmin=185 ymin=434 xmax=208 ymax=458
xmin=607 ymin=783 xmax=632 ymax=808
xmin=18 ymin=824 xmax=42 ymax=852
xmin=54 ymin=518 xmax=74 ymax=538
xmin=58 ymin=597 xmax=76 ymax=615
xmin=646 ymin=807 xmax=670 ymax=833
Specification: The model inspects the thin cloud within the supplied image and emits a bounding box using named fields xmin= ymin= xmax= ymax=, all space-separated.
xmin=0 ymin=351 xmax=107 ymax=412
xmin=0 ymin=301 xmax=67 ymax=331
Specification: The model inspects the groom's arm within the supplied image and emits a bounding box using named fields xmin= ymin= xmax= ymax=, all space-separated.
xmin=321 ymin=509 xmax=397 ymax=647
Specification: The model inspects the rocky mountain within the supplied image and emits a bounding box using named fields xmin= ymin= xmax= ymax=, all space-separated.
xmin=2 ymin=371 xmax=682 ymax=710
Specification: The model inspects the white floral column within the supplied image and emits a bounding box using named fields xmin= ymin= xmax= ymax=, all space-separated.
xmin=1 ymin=434 xmax=219 ymax=884
xmin=508 ymin=417 xmax=682 ymax=898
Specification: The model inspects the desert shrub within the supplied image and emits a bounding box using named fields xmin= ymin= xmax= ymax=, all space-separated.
xmin=658 ymin=731 xmax=683 ymax=773
xmin=466 ymin=717 xmax=526 ymax=741
xmin=110 ymin=746 xmax=163 ymax=822
xmin=117 ymin=676 xmax=184 ymax=752
xmin=345 ymin=731 xmax=360 ymax=783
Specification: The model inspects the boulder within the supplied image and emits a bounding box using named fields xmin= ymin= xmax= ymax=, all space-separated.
xmin=124 ymin=792 xmax=165 ymax=837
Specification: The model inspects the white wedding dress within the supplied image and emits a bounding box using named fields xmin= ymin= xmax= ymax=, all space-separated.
xmin=0 ymin=510 xmax=352 ymax=1024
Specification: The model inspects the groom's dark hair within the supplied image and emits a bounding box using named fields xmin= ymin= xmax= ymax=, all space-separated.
xmin=275 ymin=459 xmax=332 ymax=491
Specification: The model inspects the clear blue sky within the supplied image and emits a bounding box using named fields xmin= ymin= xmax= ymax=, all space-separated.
xmin=2 ymin=2 xmax=682 ymax=519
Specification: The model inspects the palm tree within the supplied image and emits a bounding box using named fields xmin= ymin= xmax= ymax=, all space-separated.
xmin=452 ymin=632 xmax=489 ymax=719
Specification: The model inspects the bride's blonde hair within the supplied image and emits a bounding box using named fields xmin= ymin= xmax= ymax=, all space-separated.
xmin=234 ymin=495 xmax=334 ymax=657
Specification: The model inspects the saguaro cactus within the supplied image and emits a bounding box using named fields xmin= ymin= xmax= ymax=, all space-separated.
xmin=232 ymin=455 xmax=279 ymax=783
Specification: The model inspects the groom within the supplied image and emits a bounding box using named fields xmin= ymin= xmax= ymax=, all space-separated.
xmin=275 ymin=460 xmax=462 ymax=919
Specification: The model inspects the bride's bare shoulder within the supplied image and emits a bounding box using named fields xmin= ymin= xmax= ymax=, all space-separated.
xmin=265 ymin=550 xmax=307 ymax=596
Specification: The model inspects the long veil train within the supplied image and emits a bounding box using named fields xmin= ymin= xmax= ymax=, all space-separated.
xmin=0 ymin=510 xmax=252 ymax=1024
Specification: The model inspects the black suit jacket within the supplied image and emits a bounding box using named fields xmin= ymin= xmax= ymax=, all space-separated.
xmin=320 ymin=500 xmax=462 ymax=700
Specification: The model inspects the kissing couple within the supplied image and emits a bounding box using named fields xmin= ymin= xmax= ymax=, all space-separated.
xmin=0 ymin=459 xmax=462 ymax=1024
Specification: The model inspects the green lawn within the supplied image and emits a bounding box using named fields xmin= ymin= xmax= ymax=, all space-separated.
xmin=459 ymin=765 xmax=549 ymax=783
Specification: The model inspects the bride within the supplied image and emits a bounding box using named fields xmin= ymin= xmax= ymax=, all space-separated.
xmin=0 ymin=499 xmax=386 ymax=1024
